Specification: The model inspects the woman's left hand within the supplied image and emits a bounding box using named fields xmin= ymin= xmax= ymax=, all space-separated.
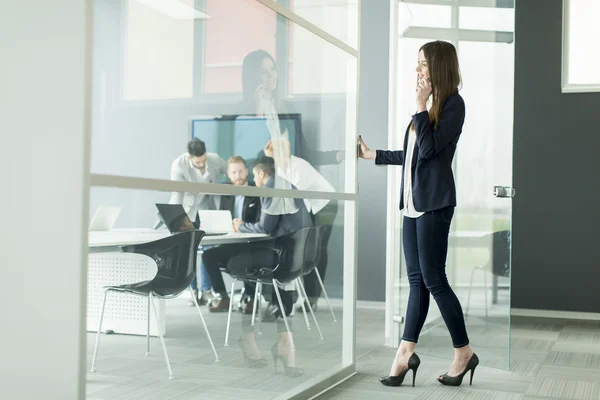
xmin=263 ymin=140 xmax=274 ymax=158
xmin=416 ymin=77 xmax=432 ymax=112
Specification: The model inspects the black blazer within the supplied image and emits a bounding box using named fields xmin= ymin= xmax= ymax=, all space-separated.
xmin=376 ymin=93 xmax=465 ymax=212
xmin=219 ymin=185 xmax=261 ymax=223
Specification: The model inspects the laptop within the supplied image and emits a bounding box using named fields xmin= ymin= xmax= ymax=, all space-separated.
xmin=197 ymin=210 xmax=234 ymax=236
xmin=89 ymin=206 xmax=121 ymax=231
xmin=155 ymin=204 xmax=195 ymax=233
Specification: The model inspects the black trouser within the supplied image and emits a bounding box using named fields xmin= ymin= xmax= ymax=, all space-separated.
xmin=401 ymin=206 xmax=469 ymax=348
xmin=202 ymin=242 xmax=294 ymax=331
xmin=303 ymin=201 xmax=338 ymax=299
xmin=203 ymin=243 xmax=270 ymax=295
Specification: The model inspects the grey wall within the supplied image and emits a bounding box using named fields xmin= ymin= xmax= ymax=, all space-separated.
xmin=357 ymin=1 xmax=391 ymax=302
xmin=512 ymin=0 xmax=600 ymax=312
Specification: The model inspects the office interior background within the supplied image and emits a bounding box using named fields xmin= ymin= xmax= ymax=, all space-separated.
xmin=2 ymin=0 xmax=600 ymax=399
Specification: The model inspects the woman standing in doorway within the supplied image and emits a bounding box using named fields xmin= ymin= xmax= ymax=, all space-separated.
xmin=359 ymin=41 xmax=478 ymax=387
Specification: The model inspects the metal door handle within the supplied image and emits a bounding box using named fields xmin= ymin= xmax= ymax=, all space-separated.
xmin=494 ymin=186 xmax=515 ymax=198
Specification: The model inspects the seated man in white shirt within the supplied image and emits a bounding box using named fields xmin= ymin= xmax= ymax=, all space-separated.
xmin=264 ymin=139 xmax=338 ymax=311
xmin=169 ymin=138 xmax=226 ymax=305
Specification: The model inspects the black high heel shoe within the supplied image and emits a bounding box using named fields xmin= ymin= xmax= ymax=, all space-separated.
xmin=271 ymin=343 xmax=303 ymax=377
xmin=437 ymin=353 xmax=479 ymax=386
xmin=379 ymin=353 xmax=421 ymax=387
xmin=238 ymin=338 xmax=268 ymax=368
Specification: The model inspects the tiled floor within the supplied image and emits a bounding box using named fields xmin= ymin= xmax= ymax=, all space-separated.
xmin=85 ymin=293 xmax=600 ymax=400
xmin=86 ymin=294 xmax=349 ymax=400
xmin=318 ymin=316 xmax=600 ymax=400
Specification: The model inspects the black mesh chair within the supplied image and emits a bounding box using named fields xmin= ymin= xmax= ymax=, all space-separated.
xmin=465 ymin=230 xmax=511 ymax=319
xmin=298 ymin=225 xmax=337 ymax=323
xmin=222 ymin=227 xmax=318 ymax=349
xmin=90 ymin=230 xmax=219 ymax=379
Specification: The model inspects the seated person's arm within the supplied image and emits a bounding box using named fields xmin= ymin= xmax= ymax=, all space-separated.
xmin=238 ymin=197 xmax=278 ymax=235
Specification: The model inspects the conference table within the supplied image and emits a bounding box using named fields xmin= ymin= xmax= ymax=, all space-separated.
xmin=87 ymin=229 xmax=269 ymax=337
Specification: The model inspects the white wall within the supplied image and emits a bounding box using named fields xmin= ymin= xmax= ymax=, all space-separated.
xmin=0 ymin=1 xmax=90 ymax=399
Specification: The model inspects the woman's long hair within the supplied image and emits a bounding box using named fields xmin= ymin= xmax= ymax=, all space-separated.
xmin=420 ymin=41 xmax=462 ymax=128
xmin=240 ymin=50 xmax=297 ymax=215
xmin=241 ymin=49 xmax=279 ymax=111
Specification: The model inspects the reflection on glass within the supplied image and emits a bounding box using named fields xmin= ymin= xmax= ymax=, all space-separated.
xmin=458 ymin=6 xmax=514 ymax=32
xmin=403 ymin=3 xmax=451 ymax=29
xmin=90 ymin=0 xmax=356 ymax=395
xmin=92 ymin=1 xmax=356 ymax=192
xmin=204 ymin=0 xmax=277 ymax=93
xmin=124 ymin=0 xmax=194 ymax=100
xmin=87 ymin=183 xmax=346 ymax=397
xmin=269 ymin=0 xmax=359 ymax=48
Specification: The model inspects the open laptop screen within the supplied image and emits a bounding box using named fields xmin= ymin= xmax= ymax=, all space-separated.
xmin=155 ymin=204 xmax=195 ymax=233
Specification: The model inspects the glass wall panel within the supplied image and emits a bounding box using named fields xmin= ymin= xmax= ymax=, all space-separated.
xmin=391 ymin=2 xmax=514 ymax=370
xmin=269 ymin=0 xmax=359 ymax=49
xmin=459 ymin=6 xmax=514 ymax=32
xmin=89 ymin=0 xmax=357 ymax=397
xmin=399 ymin=3 xmax=452 ymax=30
xmin=87 ymin=186 xmax=350 ymax=398
xmin=91 ymin=0 xmax=357 ymax=193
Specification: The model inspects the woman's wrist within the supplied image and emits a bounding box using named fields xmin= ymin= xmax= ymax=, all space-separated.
xmin=416 ymin=103 xmax=427 ymax=113
xmin=368 ymin=149 xmax=377 ymax=160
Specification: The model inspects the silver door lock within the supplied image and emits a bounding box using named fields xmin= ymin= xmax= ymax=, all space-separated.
xmin=493 ymin=186 xmax=515 ymax=198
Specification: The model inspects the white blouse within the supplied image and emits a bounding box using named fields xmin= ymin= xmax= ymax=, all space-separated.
xmin=403 ymin=130 xmax=424 ymax=219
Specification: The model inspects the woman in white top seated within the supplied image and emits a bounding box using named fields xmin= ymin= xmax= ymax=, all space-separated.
xmin=263 ymin=138 xmax=337 ymax=310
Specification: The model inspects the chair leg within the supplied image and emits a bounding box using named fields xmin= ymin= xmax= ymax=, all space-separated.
xmin=465 ymin=266 xmax=477 ymax=317
xmin=237 ymin=285 xmax=246 ymax=311
xmin=314 ymin=268 xmax=337 ymax=322
xmin=492 ymin=275 xmax=499 ymax=304
xmin=189 ymin=287 xmax=220 ymax=363
xmin=146 ymin=295 xmax=150 ymax=356
xmin=251 ymin=282 xmax=260 ymax=327
xmin=224 ymin=279 xmax=236 ymax=347
xmin=90 ymin=288 xmax=110 ymax=372
xmin=255 ymin=283 xmax=262 ymax=337
xmin=150 ymin=293 xmax=174 ymax=379
xmin=272 ymin=280 xmax=295 ymax=351
xmin=296 ymin=279 xmax=311 ymax=330
xmin=483 ymin=269 xmax=489 ymax=320
xmin=297 ymin=277 xmax=324 ymax=340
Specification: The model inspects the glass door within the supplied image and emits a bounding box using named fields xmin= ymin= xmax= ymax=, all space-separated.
xmin=386 ymin=0 xmax=514 ymax=370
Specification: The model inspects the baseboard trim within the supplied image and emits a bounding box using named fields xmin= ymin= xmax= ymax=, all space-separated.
xmin=511 ymin=308 xmax=600 ymax=321
xmin=356 ymin=300 xmax=386 ymax=310
xmin=319 ymin=299 xmax=386 ymax=310
xmin=353 ymin=303 xmax=600 ymax=321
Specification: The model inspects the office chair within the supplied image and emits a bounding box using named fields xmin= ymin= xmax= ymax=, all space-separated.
xmin=465 ymin=230 xmax=511 ymax=319
xmin=222 ymin=227 xmax=321 ymax=349
xmin=90 ymin=230 xmax=220 ymax=379
xmin=298 ymin=225 xmax=337 ymax=323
